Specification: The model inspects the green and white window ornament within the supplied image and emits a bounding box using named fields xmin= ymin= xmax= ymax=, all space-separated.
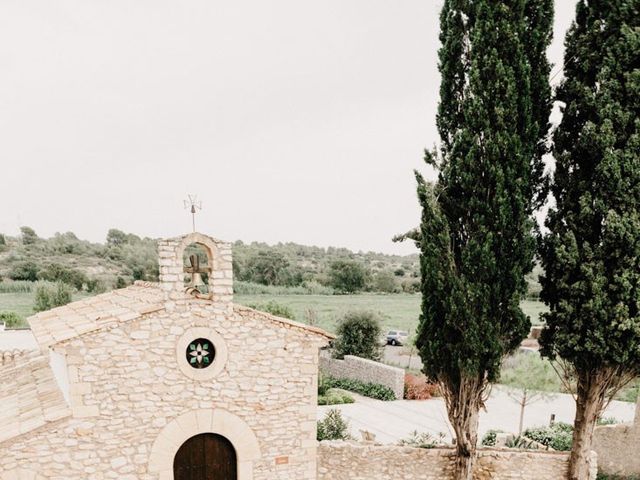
xmin=187 ymin=338 xmax=215 ymax=369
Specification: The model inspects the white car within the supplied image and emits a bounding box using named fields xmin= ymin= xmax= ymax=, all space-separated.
xmin=386 ymin=330 xmax=409 ymax=346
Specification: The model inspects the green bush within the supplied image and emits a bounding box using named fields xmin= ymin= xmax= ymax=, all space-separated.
xmin=318 ymin=389 xmax=355 ymax=406
xmin=34 ymin=282 xmax=72 ymax=312
xmin=333 ymin=310 xmax=383 ymax=361
xmin=317 ymin=409 xmax=351 ymax=441
xmin=38 ymin=263 xmax=87 ymax=290
xmin=481 ymin=429 xmax=504 ymax=447
xmin=323 ymin=376 xmax=395 ymax=401
xmin=524 ymin=422 xmax=573 ymax=451
xmin=0 ymin=312 xmax=23 ymax=328
xmin=8 ymin=261 xmax=40 ymax=281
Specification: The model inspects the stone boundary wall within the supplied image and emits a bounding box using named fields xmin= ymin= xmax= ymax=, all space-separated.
xmin=319 ymin=351 xmax=404 ymax=399
xmin=318 ymin=442 xmax=598 ymax=480
xmin=594 ymin=397 xmax=640 ymax=476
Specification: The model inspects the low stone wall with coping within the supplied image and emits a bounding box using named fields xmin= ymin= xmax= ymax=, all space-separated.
xmin=317 ymin=442 xmax=598 ymax=480
xmin=594 ymin=397 xmax=640 ymax=477
xmin=319 ymin=351 xmax=404 ymax=399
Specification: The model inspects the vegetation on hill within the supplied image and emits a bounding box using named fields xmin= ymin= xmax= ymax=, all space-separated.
xmin=0 ymin=227 xmax=422 ymax=295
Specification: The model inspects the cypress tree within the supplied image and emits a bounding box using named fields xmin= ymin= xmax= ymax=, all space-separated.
xmin=413 ymin=1 xmax=553 ymax=478
xmin=539 ymin=2 xmax=640 ymax=478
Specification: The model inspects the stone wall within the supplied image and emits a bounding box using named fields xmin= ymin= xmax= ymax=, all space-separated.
xmin=0 ymin=299 xmax=327 ymax=480
xmin=319 ymin=352 xmax=404 ymax=399
xmin=317 ymin=442 xmax=597 ymax=480
xmin=594 ymin=396 xmax=640 ymax=477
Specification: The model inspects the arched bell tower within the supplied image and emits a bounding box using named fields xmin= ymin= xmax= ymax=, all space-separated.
xmin=157 ymin=232 xmax=233 ymax=306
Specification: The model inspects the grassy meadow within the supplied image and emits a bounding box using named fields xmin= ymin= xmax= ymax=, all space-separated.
xmin=1 ymin=290 xmax=547 ymax=332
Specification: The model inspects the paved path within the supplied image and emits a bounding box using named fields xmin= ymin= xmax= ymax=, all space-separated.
xmin=318 ymin=387 xmax=637 ymax=444
xmin=0 ymin=329 xmax=37 ymax=350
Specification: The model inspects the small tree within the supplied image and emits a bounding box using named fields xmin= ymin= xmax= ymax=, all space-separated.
xmin=245 ymin=251 xmax=291 ymax=286
xmin=328 ymin=260 xmax=368 ymax=294
xmin=333 ymin=311 xmax=383 ymax=361
xmin=8 ymin=261 xmax=40 ymax=281
xmin=373 ymin=270 xmax=397 ymax=293
xmin=500 ymin=353 xmax=562 ymax=435
xmin=106 ymin=228 xmax=127 ymax=246
xmin=34 ymin=282 xmax=72 ymax=312
xmin=316 ymin=409 xmax=351 ymax=441
xmin=20 ymin=226 xmax=38 ymax=245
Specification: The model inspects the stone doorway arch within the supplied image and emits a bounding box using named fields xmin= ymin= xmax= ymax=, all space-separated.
xmin=173 ymin=433 xmax=237 ymax=480
xmin=148 ymin=409 xmax=260 ymax=480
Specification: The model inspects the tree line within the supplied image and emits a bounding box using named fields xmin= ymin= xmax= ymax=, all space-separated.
xmin=0 ymin=227 xmax=423 ymax=295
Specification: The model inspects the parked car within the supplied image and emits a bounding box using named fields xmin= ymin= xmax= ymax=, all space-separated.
xmin=386 ymin=330 xmax=409 ymax=346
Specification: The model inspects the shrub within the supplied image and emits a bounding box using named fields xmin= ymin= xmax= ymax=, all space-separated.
xmin=0 ymin=312 xmax=23 ymax=328
xmin=373 ymin=270 xmax=398 ymax=293
xmin=323 ymin=377 xmax=395 ymax=401
xmin=317 ymin=409 xmax=351 ymax=441
xmin=38 ymin=263 xmax=87 ymax=290
xmin=248 ymin=301 xmax=295 ymax=320
xmin=333 ymin=310 xmax=383 ymax=361
xmin=597 ymin=417 xmax=620 ymax=426
xmin=318 ymin=389 xmax=355 ymax=406
xmin=34 ymin=282 xmax=72 ymax=312
xmin=8 ymin=261 xmax=40 ymax=281
xmin=523 ymin=422 xmax=573 ymax=451
xmin=481 ymin=430 xmax=504 ymax=447
xmin=505 ymin=436 xmax=537 ymax=450
xmin=398 ymin=430 xmax=446 ymax=449
xmin=404 ymin=373 xmax=439 ymax=400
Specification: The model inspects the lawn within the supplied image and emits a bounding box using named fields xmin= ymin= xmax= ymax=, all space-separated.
xmin=0 ymin=291 xmax=548 ymax=333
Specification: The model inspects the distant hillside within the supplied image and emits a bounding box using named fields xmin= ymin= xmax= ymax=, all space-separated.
xmin=0 ymin=227 xmax=421 ymax=294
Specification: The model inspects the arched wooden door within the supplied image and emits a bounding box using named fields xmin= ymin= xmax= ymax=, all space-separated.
xmin=173 ymin=433 xmax=237 ymax=480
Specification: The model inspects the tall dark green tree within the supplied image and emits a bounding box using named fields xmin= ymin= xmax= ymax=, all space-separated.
xmin=412 ymin=1 xmax=553 ymax=478
xmin=539 ymin=2 xmax=640 ymax=478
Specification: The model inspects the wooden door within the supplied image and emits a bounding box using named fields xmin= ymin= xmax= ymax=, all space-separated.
xmin=173 ymin=433 xmax=237 ymax=480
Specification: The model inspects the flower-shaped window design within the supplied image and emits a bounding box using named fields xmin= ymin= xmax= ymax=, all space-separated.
xmin=186 ymin=338 xmax=216 ymax=369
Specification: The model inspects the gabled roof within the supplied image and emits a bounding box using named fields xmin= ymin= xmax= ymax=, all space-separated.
xmin=0 ymin=351 xmax=71 ymax=444
xmin=233 ymin=305 xmax=335 ymax=340
xmin=28 ymin=282 xmax=164 ymax=349
xmin=27 ymin=281 xmax=333 ymax=349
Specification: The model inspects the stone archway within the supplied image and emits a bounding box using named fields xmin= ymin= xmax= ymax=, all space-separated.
xmin=148 ymin=409 xmax=260 ymax=480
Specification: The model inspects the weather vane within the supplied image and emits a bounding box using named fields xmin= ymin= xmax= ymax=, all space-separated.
xmin=183 ymin=194 xmax=202 ymax=232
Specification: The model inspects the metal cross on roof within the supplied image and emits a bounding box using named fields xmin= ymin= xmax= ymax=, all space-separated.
xmin=183 ymin=194 xmax=202 ymax=232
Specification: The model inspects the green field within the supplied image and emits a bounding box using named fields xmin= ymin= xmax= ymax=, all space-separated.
xmin=0 ymin=291 xmax=548 ymax=332
xmin=0 ymin=291 xmax=90 ymax=326
xmin=237 ymin=294 xmax=548 ymax=333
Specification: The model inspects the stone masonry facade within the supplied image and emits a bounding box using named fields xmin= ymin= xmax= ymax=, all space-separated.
xmin=317 ymin=442 xmax=597 ymax=480
xmin=0 ymin=233 xmax=333 ymax=480
xmin=593 ymin=396 xmax=640 ymax=477
xmin=319 ymin=351 xmax=405 ymax=399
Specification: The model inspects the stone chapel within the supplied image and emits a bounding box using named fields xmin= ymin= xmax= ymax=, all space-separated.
xmin=0 ymin=232 xmax=333 ymax=480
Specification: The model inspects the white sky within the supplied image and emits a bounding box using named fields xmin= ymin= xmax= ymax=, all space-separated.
xmin=0 ymin=0 xmax=576 ymax=254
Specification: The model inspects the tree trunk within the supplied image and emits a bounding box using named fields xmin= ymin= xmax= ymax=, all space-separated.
xmin=569 ymin=370 xmax=607 ymax=480
xmin=518 ymin=390 xmax=527 ymax=436
xmin=445 ymin=377 xmax=483 ymax=480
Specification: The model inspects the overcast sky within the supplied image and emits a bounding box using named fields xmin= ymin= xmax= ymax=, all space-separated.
xmin=0 ymin=1 xmax=577 ymax=254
